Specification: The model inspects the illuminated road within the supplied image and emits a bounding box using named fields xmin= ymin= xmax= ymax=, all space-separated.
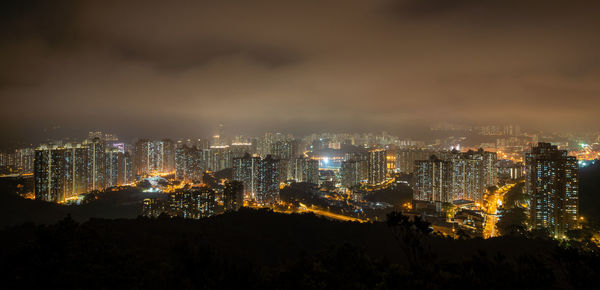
xmin=251 ymin=202 xmax=366 ymax=223
xmin=298 ymin=203 xmax=366 ymax=222
xmin=483 ymin=183 xmax=516 ymax=239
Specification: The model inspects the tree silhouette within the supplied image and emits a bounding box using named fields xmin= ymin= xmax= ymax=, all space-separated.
xmin=386 ymin=211 xmax=433 ymax=271
xmin=497 ymin=208 xmax=528 ymax=236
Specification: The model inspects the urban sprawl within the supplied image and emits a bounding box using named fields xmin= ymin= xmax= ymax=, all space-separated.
xmin=1 ymin=124 xmax=598 ymax=239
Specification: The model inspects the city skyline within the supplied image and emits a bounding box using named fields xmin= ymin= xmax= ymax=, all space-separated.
xmin=3 ymin=122 xmax=600 ymax=150
xmin=2 ymin=1 xmax=600 ymax=287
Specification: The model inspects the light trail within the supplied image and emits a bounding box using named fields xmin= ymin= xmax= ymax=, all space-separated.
xmin=298 ymin=203 xmax=366 ymax=222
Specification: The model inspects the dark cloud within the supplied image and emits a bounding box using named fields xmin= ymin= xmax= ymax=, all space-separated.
xmin=0 ymin=0 xmax=82 ymax=46
xmin=113 ymin=39 xmax=301 ymax=72
xmin=393 ymin=0 xmax=480 ymax=16
xmin=0 ymin=0 xmax=599 ymax=143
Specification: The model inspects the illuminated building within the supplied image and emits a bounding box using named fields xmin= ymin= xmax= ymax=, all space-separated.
xmin=84 ymin=137 xmax=106 ymax=191
xmin=134 ymin=139 xmax=176 ymax=176
xmin=207 ymin=145 xmax=231 ymax=172
xmin=35 ymin=141 xmax=108 ymax=202
xmin=367 ymin=149 xmax=386 ymax=185
xmin=476 ymin=125 xmax=504 ymax=136
xmin=34 ymin=145 xmax=66 ymax=202
xmin=414 ymin=156 xmax=451 ymax=203
xmin=63 ymin=143 xmax=89 ymax=197
xmin=118 ymin=152 xmax=133 ymax=185
xmin=143 ymin=187 xmax=217 ymax=219
xmin=233 ymin=153 xmax=261 ymax=199
xmin=103 ymin=142 xmax=133 ymax=186
xmin=15 ymin=148 xmax=34 ymax=173
xmin=0 ymin=148 xmax=36 ymax=174
xmin=230 ymin=142 xmax=253 ymax=159
xmin=104 ymin=144 xmax=132 ymax=187
xmin=233 ymin=153 xmax=280 ymax=205
xmin=311 ymin=138 xmax=329 ymax=151
xmin=196 ymin=139 xmax=211 ymax=150
xmin=386 ymin=151 xmax=396 ymax=172
xmin=223 ymin=180 xmax=244 ymax=211
xmin=34 ymin=138 xmax=133 ymax=202
xmin=105 ymin=147 xmax=120 ymax=187
xmin=212 ymin=123 xmax=226 ymax=147
xmin=0 ymin=152 xmax=13 ymax=174
xmin=195 ymin=187 xmax=217 ymax=217
xmin=341 ymin=159 xmax=364 ymax=188
xmin=443 ymin=150 xmax=484 ymax=202
xmin=395 ymin=139 xmax=426 ymax=148
xmin=498 ymin=160 xmax=524 ymax=180
xmin=88 ymin=131 xmax=104 ymax=140
xmin=257 ymin=155 xmax=280 ymax=205
xmin=142 ymin=198 xmax=166 ymax=218
xmin=0 ymin=152 xmax=14 ymax=168
xmin=169 ymin=187 xmax=217 ymax=218
xmin=175 ymin=144 xmax=205 ymax=181
xmin=526 ymin=142 xmax=579 ymax=236
xmin=271 ymin=140 xmax=299 ymax=160
xmin=414 ymin=149 xmax=497 ymax=203
xmin=257 ymin=132 xmax=289 ymax=157
xmin=257 ymin=135 xmax=272 ymax=157
xmin=328 ymin=141 xmax=341 ymax=150
xmin=450 ymin=156 xmax=481 ymax=202
xmin=290 ymin=157 xmax=319 ymax=184
xmin=396 ymin=149 xmax=436 ymax=174
xmin=269 ymin=140 xmax=299 ymax=181
xmin=503 ymin=124 xmax=521 ymax=136
xmin=478 ymin=149 xmax=498 ymax=188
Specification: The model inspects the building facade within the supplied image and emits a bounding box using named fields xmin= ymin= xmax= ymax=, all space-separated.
xmin=289 ymin=157 xmax=319 ymax=184
xmin=35 ymin=139 xmax=132 ymax=203
xmin=414 ymin=156 xmax=451 ymax=202
xmin=341 ymin=159 xmax=364 ymax=188
xmin=175 ymin=144 xmax=205 ymax=181
xmin=368 ymin=149 xmax=387 ymax=185
xmin=233 ymin=153 xmax=281 ymax=205
xmin=414 ymin=149 xmax=498 ymax=203
xmin=525 ymin=142 xmax=579 ymax=236
xmin=223 ymin=180 xmax=244 ymax=211
xmin=134 ymin=139 xmax=176 ymax=176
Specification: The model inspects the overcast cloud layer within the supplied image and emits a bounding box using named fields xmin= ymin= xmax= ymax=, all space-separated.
xmin=1 ymin=0 xmax=599 ymax=142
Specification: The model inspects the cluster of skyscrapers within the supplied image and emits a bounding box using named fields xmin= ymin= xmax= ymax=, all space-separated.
xmin=25 ymin=124 xmax=588 ymax=238
xmin=134 ymin=139 xmax=176 ymax=176
xmin=171 ymin=135 xmax=319 ymax=206
xmin=34 ymin=135 xmax=186 ymax=203
xmin=173 ymin=135 xmax=301 ymax=181
xmin=34 ymin=138 xmax=133 ymax=202
xmin=231 ymin=147 xmax=319 ymax=205
xmin=29 ymin=127 xmax=328 ymax=206
xmin=0 ymin=148 xmax=35 ymax=174
xmin=413 ymin=149 xmax=498 ymax=203
xmin=35 ymin=135 xmax=242 ymax=203
xmin=142 ymin=180 xmax=244 ymax=219
xmin=340 ymin=149 xmax=387 ymax=188
xmin=233 ymin=154 xmax=282 ymax=205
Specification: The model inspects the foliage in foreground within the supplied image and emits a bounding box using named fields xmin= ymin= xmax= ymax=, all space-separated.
xmin=0 ymin=212 xmax=599 ymax=289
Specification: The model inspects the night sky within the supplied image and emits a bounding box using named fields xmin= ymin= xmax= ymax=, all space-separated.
xmin=1 ymin=0 xmax=599 ymax=142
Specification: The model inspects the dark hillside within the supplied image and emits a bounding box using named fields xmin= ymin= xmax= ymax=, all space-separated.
xmin=1 ymin=209 xmax=598 ymax=288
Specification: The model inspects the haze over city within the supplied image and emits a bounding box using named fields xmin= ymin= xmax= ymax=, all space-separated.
xmin=2 ymin=0 xmax=600 ymax=143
